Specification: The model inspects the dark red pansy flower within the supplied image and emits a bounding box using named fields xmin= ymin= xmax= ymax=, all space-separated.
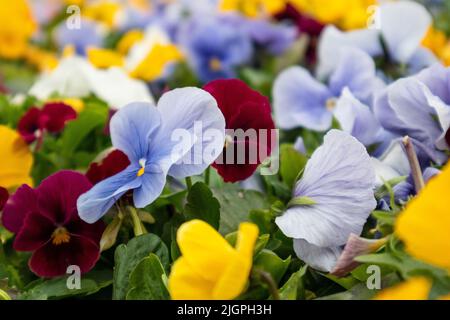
xmin=0 ymin=187 xmax=8 ymax=211
xmin=86 ymin=149 xmax=131 ymax=185
xmin=204 ymin=79 xmax=275 ymax=183
xmin=18 ymin=102 xmax=77 ymax=144
xmin=275 ymin=4 xmax=325 ymax=64
xmin=1 ymin=171 xmax=104 ymax=278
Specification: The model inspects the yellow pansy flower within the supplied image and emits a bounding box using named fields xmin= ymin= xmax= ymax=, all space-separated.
xmin=0 ymin=126 xmax=33 ymax=189
xmin=0 ymin=0 xmax=36 ymax=59
xmin=24 ymin=46 xmax=59 ymax=72
xmin=87 ymin=47 xmax=125 ymax=68
xmin=169 ymin=220 xmax=259 ymax=300
xmin=83 ymin=1 xmax=121 ymax=28
xmin=117 ymin=30 xmax=145 ymax=55
xmin=375 ymin=277 xmax=432 ymax=300
xmin=422 ymin=28 xmax=450 ymax=66
xmin=290 ymin=0 xmax=376 ymax=30
xmin=219 ymin=0 xmax=286 ymax=18
xmin=129 ymin=43 xmax=183 ymax=82
xmin=396 ymin=164 xmax=450 ymax=272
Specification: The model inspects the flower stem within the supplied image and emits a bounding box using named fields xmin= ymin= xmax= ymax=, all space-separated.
xmin=127 ymin=206 xmax=146 ymax=237
xmin=402 ymin=136 xmax=425 ymax=193
xmin=185 ymin=177 xmax=193 ymax=191
xmin=254 ymin=269 xmax=280 ymax=300
xmin=204 ymin=166 xmax=211 ymax=186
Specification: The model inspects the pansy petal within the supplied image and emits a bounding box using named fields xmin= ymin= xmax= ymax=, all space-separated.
xmin=36 ymin=171 xmax=92 ymax=225
xmin=154 ymin=87 xmax=226 ymax=178
xmin=316 ymin=25 xmax=382 ymax=80
xmin=293 ymin=239 xmax=342 ymax=273
xmin=77 ymin=166 xmax=142 ymax=224
xmin=110 ymin=102 xmax=161 ymax=163
xmin=1 ymin=184 xmax=37 ymax=233
xmin=329 ymin=48 xmax=377 ymax=103
xmin=379 ymin=1 xmax=431 ymax=64
xmin=13 ymin=211 xmax=54 ymax=251
xmin=169 ymin=257 xmax=215 ymax=300
xmin=273 ymin=66 xmax=333 ymax=131
xmin=133 ymin=171 xmax=167 ymax=208
xmin=0 ymin=126 xmax=33 ymax=189
xmin=29 ymin=235 xmax=100 ymax=278
xmin=334 ymin=88 xmax=382 ymax=146
xmin=276 ymin=130 xmax=376 ymax=247
xmin=176 ymin=220 xmax=235 ymax=282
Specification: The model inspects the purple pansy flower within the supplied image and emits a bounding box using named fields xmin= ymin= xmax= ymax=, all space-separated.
xmin=374 ymin=64 xmax=450 ymax=165
xmin=178 ymin=16 xmax=253 ymax=83
xmin=273 ymin=47 xmax=382 ymax=131
xmin=77 ymin=88 xmax=225 ymax=223
xmin=275 ymin=130 xmax=377 ymax=272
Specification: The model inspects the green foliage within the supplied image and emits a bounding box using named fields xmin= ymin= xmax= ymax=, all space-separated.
xmin=126 ymin=254 xmax=170 ymax=300
xmin=113 ymin=234 xmax=169 ymax=300
xmin=185 ymin=182 xmax=220 ymax=229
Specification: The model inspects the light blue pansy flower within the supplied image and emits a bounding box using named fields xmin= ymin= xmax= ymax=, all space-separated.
xmin=317 ymin=1 xmax=436 ymax=78
xmin=275 ymin=130 xmax=376 ymax=272
xmin=77 ymin=87 xmax=226 ymax=223
xmin=273 ymin=47 xmax=381 ymax=131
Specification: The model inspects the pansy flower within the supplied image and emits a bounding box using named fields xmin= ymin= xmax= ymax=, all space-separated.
xmin=204 ymin=79 xmax=275 ymax=183
xmin=18 ymin=102 xmax=77 ymax=144
xmin=86 ymin=149 xmax=131 ymax=185
xmin=317 ymin=1 xmax=435 ymax=78
xmin=169 ymin=219 xmax=259 ymax=300
xmin=375 ymin=277 xmax=432 ymax=300
xmin=273 ymin=47 xmax=381 ymax=131
xmin=77 ymin=88 xmax=225 ymax=223
xmin=275 ymin=130 xmax=376 ymax=272
xmin=29 ymin=56 xmax=154 ymax=110
xmin=178 ymin=17 xmax=253 ymax=83
xmin=0 ymin=125 xmax=33 ymax=189
xmin=374 ymin=64 xmax=450 ymax=165
xmin=1 ymin=171 xmax=105 ymax=277
xmin=396 ymin=163 xmax=450 ymax=272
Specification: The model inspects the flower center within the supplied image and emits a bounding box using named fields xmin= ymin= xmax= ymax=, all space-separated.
xmin=137 ymin=158 xmax=146 ymax=177
xmin=52 ymin=227 xmax=70 ymax=245
xmin=209 ymin=58 xmax=222 ymax=71
xmin=326 ymin=98 xmax=337 ymax=111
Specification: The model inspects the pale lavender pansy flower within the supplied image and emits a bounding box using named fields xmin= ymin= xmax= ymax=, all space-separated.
xmin=317 ymin=1 xmax=436 ymax=79
xmin=374 ymin=64 xmax=450 ymax=165
xmin=77 ymin=88 xmax=226 ymax=223
xmin=273 ymin=47 xmax=381 ymax=131
xmin=275 ymin=130 xmax=377 ymax=272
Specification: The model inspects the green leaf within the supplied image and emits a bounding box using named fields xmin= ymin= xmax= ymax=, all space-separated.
xmin=254 ymin=249 xmax=291 ymax=285
xmin=19 ymin=270 xmax=112 ymax=300
xmin=280 ymin=144 xmax=308 ymax=188
xmin=113 ymin=234 xmax=169 ymax=300
xmin=61 ymin=104 xmax=108 ymax=157
xmin=126 ymin=254 xmax=170 ymax=300
xmin=185 ymin=182 xmax=220 ymax=229
xmin=212 ymin=185 xmax=271 ymax=235
xmin=356 ymin=252 xmax=448 ymax=280
xmin=278 ymin=265 xmax=308 ymax=300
